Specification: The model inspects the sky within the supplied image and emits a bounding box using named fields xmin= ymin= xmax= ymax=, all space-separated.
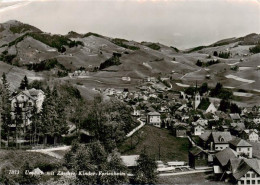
xmin=0 ymin=0 xmax=259 ymax=49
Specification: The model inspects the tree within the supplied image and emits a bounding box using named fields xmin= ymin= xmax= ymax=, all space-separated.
xmin=230 ymin=103 xmax=241 ymax=114
xmin=13 ymin=101 xmax=23 ymax=148
xmin=219 ymin=99 xmax=230 ymax=112
xmin=0 ymin=73 xmax=11 ymax=147
xmin=133 ymin=149 xmax=158 ymax=184
xmin=213 ymin=51 xmax=218 ymax=57
xmin=19 ymin=75 xmax=29 ymax=90
xmin=199 ymin=82 xmax=208 ymax=95
xmin=64 ymin=141 xmax=129 ymax=184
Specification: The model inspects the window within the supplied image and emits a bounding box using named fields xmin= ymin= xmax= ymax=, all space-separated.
xmin=240 ymin=180 xmax=244 ymax=185
xmin=258 ymin=180 xmax=260 ymax=184
xmin=248 ymin=148 xmax=250 ymax=151
xmin=252 ymin=180 xmax=255 ymax=184
xmin=252 ymin=173 xmax=256 ymax=178
xmin=239 ymin=148 xmax=241 ymax=152
xmin=246 ymin=180 xmax=250 ymax=184
xmin=246 ymin=173 xmax=250 ymax=178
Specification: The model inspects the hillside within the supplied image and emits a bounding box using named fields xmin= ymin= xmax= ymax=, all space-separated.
xmin=0 ymin=20 xmax=259 ymax=104
xmin=118 ymin=125 xmax=190 ymax=162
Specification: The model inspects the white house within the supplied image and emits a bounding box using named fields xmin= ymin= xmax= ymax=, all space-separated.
xmin=243 ymin=129 xmax=259 ymax=142
xmin=10 ymin=88 xmax=45 ymax=127
xmin=229 ymin=138 xmax=252 ymax=158
xmin=147 ymin=111 xmax=161 ymax=127
xmin=193 ymin=124 xmax=205 ymax=136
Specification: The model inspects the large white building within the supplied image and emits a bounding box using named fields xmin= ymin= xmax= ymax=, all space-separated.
xmin=10 ymin=88 xmax=45 ymax=127
xmin=147 ymin=111 xmax=161 ymax=127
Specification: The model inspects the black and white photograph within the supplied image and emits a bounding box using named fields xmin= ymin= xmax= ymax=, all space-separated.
xmin=0 ymin=0 xmax=259 ymax=184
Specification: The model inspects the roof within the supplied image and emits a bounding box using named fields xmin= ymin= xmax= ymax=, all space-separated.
xmin=244 ymin=129 xmax=258 ymax=134
xmin=229 ymin=138 xmax=252 ymax=147
xmin=233 ymin=159 xmax=260 ymax=180
xmin=230 ymin=113 xmax=241 ymax=120
xmin=189 ymin=147 xmax=206 ymax=156
xmin=199 ymin=131 xmax=211 ymax=141
xmin=248 ymin=141 xmax=260 ymax=159
xmin=148 ymin=111 xmax=160 ymax=116
xmin=215 ymin=148 xmax=237 ymax=167
xmin=11 ymin=88 xmax=44 ymax=101
xmin=229 ymin=158 xmax=242 ymax=173
xmin=121 ymin=155 xmax=139 ymax=167
xmin=212 ymin=132 xmax=232 ymax=144
xmin=231 ymin=122 xmax=245 ymax=131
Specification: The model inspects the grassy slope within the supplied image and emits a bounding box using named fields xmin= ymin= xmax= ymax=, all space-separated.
xmin=118 ymin=125 xmax=190 ymax=162
xmin=0 ymin=150 xmax=61 ymax=172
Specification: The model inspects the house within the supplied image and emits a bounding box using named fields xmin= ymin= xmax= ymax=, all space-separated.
xmin=193 ymin=118 xmax=208 ymax=127
xmin=241 ymin=129 xmax=259 ymax=142
xmin=214 ymin=148 xmax=237 ymax=173
xmin=230 ymin=159 xmax=260 ymax=185
xmin=230 ymin=122 xmax=245 ymax=136
xmin=229 ymin=138 xmax=252 ymax=158
xmin=173 ymin=122 xmax=189 ymax=137
xmin=210 ymin=132 xmax=233 ymax=151
xmin=10 ymin=88 xmax=45 ymax=128
xmin=121 ymin=155 xmax=139 ymax=169
xmin=147 ymin=111 xmax=161 ymax=127
xmin=230 ymin=113 xmax=241 ymax=123
xmin=193 ymin=124 xmax=205 ymax=136
xmin=189 ymin=147 xmax=208 ymax=169
xmin=199 ymin=131 xmax=232 ymax=151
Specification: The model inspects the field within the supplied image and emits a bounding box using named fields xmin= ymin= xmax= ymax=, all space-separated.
xmin=158 ymin=172 xmax=232 ymax=185
xmin=118 ymin=125 xmax=190 ymax=162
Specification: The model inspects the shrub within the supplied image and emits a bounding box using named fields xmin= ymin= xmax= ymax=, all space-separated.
xmin=112 ymin=38 xmax=140 ymax=50
xmin=99 ymin=53 xmax=122 ymax=70
xmin=218 ymin=51 xmax=231 ymax=59
xmin=147 ymin=43 xmax=160 ymax=50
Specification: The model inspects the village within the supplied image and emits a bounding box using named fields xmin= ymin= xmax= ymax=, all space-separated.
xmin=92 ymin=75 xmax=260 ymax=185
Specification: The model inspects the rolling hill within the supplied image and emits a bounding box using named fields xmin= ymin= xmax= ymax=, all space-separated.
xmin=0 ymin=20 xmax=259 ymax=104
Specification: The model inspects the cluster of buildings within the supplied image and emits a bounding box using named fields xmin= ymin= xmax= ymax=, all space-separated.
xmin=101 ymin=75 xmax=260 ymax=184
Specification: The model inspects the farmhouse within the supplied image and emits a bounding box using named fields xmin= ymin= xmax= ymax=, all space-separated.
xmin=189 ymin=147 xmax=208 ymax=169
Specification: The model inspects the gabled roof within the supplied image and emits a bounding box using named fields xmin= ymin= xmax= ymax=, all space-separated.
xmin=233 ymin=159 xmax=260 ymax=180
xmin=244 ymin=129 xmax=258 ymax=134
xmin=199 ymin=131 xmax=211 ymax=141
xmin=189 ymin=146 xmax=206 ymax=156
xmin=229 ymin=138 xmax=252 ymax=147
xmin=230 ymin=113 xmax=241 ymax=120
xmin=215 ymin=148 xmax=237 ymax=167
xmin=231 ymin=122 xmax=245 ymax=131
xmin=212 ymin=132 xmax=232 ymax=144
xmin=229 ymin=158 xmax=242 ymax=173
xmin=148 ymin=111 xmax=160 ymax=116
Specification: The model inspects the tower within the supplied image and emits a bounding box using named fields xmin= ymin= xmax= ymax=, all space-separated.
xmin=194 ymin=92 xmax=201 ymax=109
xmin=194 ymin=81 xmax=201 ymax=109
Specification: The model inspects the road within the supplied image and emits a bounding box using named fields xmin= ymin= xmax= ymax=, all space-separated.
xmin=126 ymin=118 xmax=145 ymax=137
